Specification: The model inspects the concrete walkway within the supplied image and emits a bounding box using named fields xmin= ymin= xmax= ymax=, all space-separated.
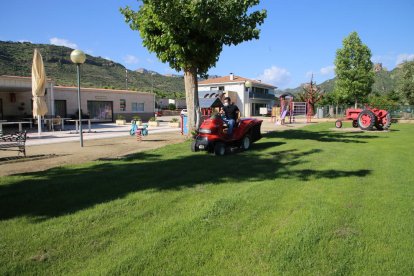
xmin=26 ymin=122 xmax=180 ymax=146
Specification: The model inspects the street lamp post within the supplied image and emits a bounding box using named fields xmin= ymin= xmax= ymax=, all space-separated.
xmin=70 ymin=49 xmax=86 ymax=147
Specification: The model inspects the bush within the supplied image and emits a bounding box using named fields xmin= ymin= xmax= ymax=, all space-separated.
xmin=132 ymin=115 xmax=141 ymax=121
xmin=116 ymin=114 xmax=125 ymax=120
xmin=168 ymin=103 xmax=176 ymax=110
xmin=149 ymin=117 xmax=156 ymax=121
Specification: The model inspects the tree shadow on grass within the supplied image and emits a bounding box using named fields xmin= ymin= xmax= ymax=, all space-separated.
xmin=265 ymin=128 xmax=382 ymax=143
xmin=0 ymin=140 xmax=371 ymax=221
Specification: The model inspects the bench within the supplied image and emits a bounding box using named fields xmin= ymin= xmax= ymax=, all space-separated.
xmin=0 ymin=131 xmax=27 ymax=157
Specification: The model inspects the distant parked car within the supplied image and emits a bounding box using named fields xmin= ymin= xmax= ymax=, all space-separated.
xmin=180 ymin=109 xmax=188 ymax=115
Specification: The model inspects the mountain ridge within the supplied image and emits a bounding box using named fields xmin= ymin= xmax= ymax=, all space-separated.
xmin=0 ymin=40 xmax=185 ymax=98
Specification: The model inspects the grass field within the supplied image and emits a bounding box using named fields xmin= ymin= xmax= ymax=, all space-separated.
xmin=1 ymin=123 xmax=413 ymax=275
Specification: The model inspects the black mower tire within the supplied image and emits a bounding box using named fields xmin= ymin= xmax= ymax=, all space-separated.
xmin=352 ymin=120 xmax=359 ymax=128
xmin=358 ymin=110 xmax=376 ymax=130
xmin=191 ymin=141 xmax=198 ymax=152
xmin=240 ymin=135 xmax=251 ymax=150
xmin=214 ymin=142 xmax=226 ymax=156
xmin=335 ymin=120 xmax=343 ymax=128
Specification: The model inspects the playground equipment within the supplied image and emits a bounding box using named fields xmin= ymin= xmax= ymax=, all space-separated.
xmin=335 ymin=108 xmax=391 ymax=130
xmin=279 ymin=93 xmax=307 ymax=123
xmin=130 ymin=120 xmax=149 ymax=138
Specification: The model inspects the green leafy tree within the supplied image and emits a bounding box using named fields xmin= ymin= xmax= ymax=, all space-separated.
xmin=121 ymin=0 xmax=266 ymax=130
xmin=396 ymin=61 xmax=414 ymax=104
xmin=334 ymin=32 xmax=375 ymax=108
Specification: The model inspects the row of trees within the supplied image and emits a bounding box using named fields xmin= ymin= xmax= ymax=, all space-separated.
xmin=324 ymin=32 xmax=414 ymax=109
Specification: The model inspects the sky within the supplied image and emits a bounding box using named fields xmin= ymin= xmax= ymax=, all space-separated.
xmin=1 ymin=0 xmax=413 ymax=89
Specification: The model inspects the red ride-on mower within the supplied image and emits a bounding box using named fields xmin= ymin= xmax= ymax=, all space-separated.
xmin=335 ymin=107 xmax=391 ymax=130
xmin=191 ymin=114 xmax=263 ymax=156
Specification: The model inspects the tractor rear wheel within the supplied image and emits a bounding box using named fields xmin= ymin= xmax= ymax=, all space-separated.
xmin=335 ymin=120 xmax=342 ymax=128
xmin=358 ymin=110 xmax=376 ymax=130
xmin=352 ymin=120 xmax=359 ymax=128
xmin=214 ymin=142 xmax=226 ymax=156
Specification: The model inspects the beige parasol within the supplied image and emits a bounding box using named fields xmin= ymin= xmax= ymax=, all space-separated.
xmin=32 ymin=48 xmax=48 ymax=134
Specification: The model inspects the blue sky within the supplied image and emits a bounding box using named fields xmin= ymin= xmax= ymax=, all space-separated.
xmin=1 ymin=0 xmax=413 ymax=89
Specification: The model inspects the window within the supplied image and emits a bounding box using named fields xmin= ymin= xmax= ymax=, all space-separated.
xmin=218 ymin=86 xmax=225 ymax=91
xmin=132 ymin=102 xmax=144 ymax=112
xmin=210 ymin=87 xmax=218 ymax=91
xmin=120 ymin=99 xmax=126 ymax=111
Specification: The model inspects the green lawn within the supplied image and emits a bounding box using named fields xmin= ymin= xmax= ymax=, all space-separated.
xmin=1 ymin=123 xmax=413 ymax=275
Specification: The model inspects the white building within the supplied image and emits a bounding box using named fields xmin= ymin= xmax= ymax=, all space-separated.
xmin=198 ymin=73 xmax=276 ymax=117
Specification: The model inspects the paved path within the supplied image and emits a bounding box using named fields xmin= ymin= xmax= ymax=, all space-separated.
xmin=0 ymin=116 xmax=312 ymax=176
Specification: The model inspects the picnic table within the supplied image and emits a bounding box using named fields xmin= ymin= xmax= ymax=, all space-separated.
xmin=66 ymin=119 xmax=98 ymax=133
xmin=43 ymin=117 xmax=71 ymax=131
xmin=0 ymin=121 xmax=32 ymax=133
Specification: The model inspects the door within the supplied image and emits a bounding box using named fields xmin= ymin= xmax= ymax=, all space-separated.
xmin=54 ymin=100 xmax=67 ymax=117
xmin=87 ymin=101 xmax=113 ymax=121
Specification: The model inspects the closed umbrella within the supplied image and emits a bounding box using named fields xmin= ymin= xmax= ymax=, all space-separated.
xmin=32 ymin=48 xmax=48 ymax=134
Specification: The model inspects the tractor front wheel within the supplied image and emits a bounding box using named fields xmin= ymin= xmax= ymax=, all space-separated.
xmin=191 ymin=141 xmax=198 ymax=152
xmin=240 ymin=135 xmax=251 ymax=150
xmin=214 ymin=142 xmax=226 ymax=156
xmin=335 ymin=120 xmax=342 ymax=128
xmin=358 ymin=110 xmax=376 ymax=130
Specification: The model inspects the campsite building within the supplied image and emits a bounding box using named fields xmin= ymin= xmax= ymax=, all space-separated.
xmin=198 ymin=73 xmax=277 ymax=117
xmin=0 ymin=75 xmax=155 ymax=121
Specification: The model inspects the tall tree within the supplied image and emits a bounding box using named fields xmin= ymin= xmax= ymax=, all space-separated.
xmin=121 ymin=0 xmax=266 ymax=130
xmin=396 ymin=61 xmax=414 ymax=104
xmin=334 ymin=32 xmax=374 ymax=108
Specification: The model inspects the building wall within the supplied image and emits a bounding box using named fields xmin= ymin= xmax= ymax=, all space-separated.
xmin=199 ymin=83 xmax=276 ymax=117
xmin=53 ymin=87 xmax=155 ymax=121
xmin=199 ymin=83 xmax=247 ymax=116
xmin=158 ymin=98 xmax=186 ymax=109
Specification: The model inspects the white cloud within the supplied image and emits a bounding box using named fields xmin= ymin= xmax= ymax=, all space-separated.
xmin=320 ymin=65 xmax=335 ymax=75
xmin=123 ymin=54 xmax=139 ymax=64
xmin=257 ymin=66 xmax=291 ymax=88
xmin=396 ymin=54 xmax=414 ymax=65
xmin=49 ymin=37 xmax=78 ymax=49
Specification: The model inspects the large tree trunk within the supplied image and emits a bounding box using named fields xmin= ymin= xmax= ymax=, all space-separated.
xmin=184 ymin=67 xmax=201 ymax=132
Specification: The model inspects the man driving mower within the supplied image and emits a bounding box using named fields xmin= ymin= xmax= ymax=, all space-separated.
xmin=220 ymin=97 xmax=240 ymax=137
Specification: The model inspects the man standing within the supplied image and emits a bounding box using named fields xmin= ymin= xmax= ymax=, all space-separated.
xmin=221 ymin=97 xmax=240 ymax=137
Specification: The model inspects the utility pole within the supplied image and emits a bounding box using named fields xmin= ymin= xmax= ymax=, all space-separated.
xmin=125 ymin=69 xmax=128 ymax=90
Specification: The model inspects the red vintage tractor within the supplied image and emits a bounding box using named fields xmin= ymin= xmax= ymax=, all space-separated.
xmin=335 ymin=108 xmax=391 ymax=130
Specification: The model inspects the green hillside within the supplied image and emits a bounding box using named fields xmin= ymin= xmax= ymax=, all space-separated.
xmin=0 ymin=41 xmax=185 ymax=98
xmin=281 ymin=67 xmax=400 ymax=97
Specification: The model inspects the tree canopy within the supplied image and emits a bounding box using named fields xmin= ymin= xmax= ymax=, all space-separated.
xmin=396 ymin=61 xmax=414 ymax=105
xmin=121 ymin=0 xmax=267 ymax=129
xmin=334 ymin=32 xmax=374 ymax=107
xmin=121 ymin=0 xmax=266 ymax=74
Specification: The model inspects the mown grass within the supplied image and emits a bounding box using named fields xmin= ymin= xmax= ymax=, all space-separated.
xmin=0 ymin=123 xmax=413 ymax=275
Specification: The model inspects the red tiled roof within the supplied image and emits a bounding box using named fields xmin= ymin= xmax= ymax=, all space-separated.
xmin=199 ymin=75 xmax=276 ymax=88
